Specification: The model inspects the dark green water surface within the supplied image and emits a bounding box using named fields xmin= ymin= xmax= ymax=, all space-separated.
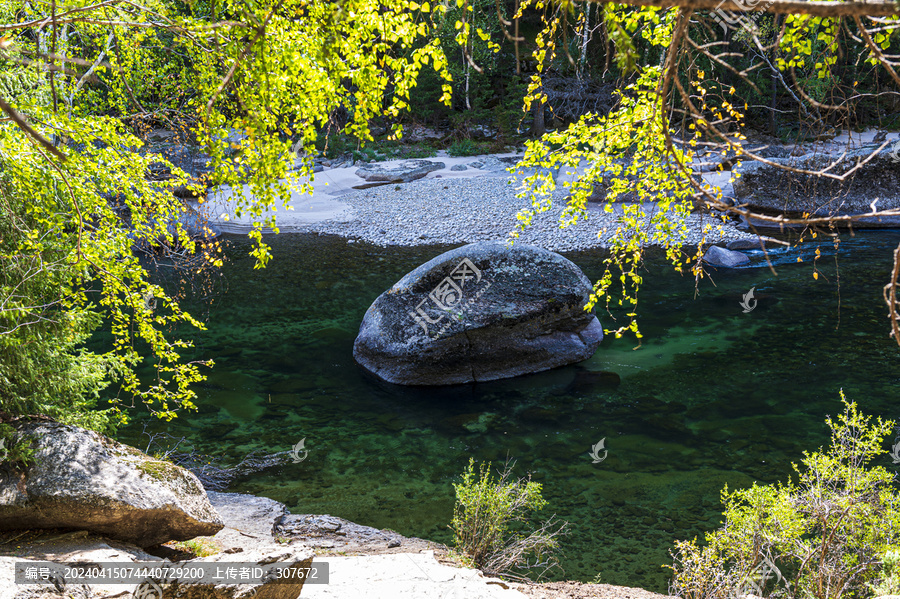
xmin=118 ymin=231 xmax=900 ymax=592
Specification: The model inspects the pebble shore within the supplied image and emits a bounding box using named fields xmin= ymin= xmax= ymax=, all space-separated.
xmin=288 ymin=159 xmax=759 ymax=252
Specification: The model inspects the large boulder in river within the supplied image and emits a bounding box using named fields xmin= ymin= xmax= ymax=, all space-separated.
xmin=0 ymin=421 xmax=224 ymax=546
xmin=732 ymin=146 xmax=900 ymax=226
xmin=353 ymin=242 xmax=604 ymax=385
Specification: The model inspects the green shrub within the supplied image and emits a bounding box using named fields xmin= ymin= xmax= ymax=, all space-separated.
xmin=450 ymin=458 xmax=567 ymax=581
xmin=493 ymin=78 xmax=529 ymax=140
xmin=447 ymin=139 xmax=484 ymax=157
xmin=402 ymin=143 xmax=438 ymax=158
xmin=668 ymin=392 xmax=900 ymax=599
xmin=352 ymin=147 xmax=386 ymax=163
xmin=316 ymin=131 xmax=356 ymax=159
xmin=872 ymin=548 xmax=900 ymax=597
xmin=0 ymin=185 xmax=117 ymax=433
xmin=0 ymin=424 xmax=37 ymax=468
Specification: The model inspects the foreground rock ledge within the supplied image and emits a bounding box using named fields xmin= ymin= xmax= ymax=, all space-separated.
xmin=1 ymin=543 xmax=313 ymax=599
xmin=353 ymin=242 xmax=604 ymax=385
xmin=0 ymin=422 xmax=224 ymax=547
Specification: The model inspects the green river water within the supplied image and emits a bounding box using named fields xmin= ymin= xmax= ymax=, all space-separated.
xmin=116 ymin=230 xmax=900 ymax=592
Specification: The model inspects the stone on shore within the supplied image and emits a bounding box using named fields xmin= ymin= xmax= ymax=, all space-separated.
xmin=206 ymin=491 xmax=438 ymax=554
xmin=732 ymin=146 xmax=900 ymax=226
xmin=352 ymin=242 xmax=604 ymax=385
xmin=206 ymin=491 xmax=287 ymax=537
xmin=0 ymin=421 xmax=224 ymax=547
xmin=355 ymin=159 xmax=445 ymax=183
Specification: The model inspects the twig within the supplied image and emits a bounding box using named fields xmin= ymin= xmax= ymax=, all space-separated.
xmin=0 ymin=95 xmax=66 ymax=160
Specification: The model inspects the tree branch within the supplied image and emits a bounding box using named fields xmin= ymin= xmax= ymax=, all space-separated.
xmin=603 ymin=0 xmax=900 ymax=17
xmin=0 ymin=96 xmax=66 ymax=160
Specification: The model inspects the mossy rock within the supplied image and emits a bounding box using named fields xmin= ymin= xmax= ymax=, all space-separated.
xmin=0 ymin=422 xmax=223 ymax=546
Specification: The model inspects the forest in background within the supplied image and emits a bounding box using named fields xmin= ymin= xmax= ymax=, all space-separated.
xmin=1 ymin=0 xmax=900 ymax=430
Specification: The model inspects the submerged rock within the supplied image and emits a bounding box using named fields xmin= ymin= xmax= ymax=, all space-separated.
xmin=566 ymin=370 xmax=621 ymax=394
xmin=352 ymin=242 xmax=604 ymax=385
xmin=703 ymin=245 xmax=750 ymax=268
xmin=726 ymin=239 xmax=761 ymax=251
xmin=0 ymin=422 xmax=223 ymax=547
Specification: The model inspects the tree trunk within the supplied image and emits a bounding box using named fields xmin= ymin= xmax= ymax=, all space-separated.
xmin=579 ymin=4 xmax=591 ymax=79
xmin=769 ymin=15 xmax=782 ymax=136
xmin=464 ymin=44 xmax=471 ymax=111
xmin=531 ymin=98 xmax=545 ymax=137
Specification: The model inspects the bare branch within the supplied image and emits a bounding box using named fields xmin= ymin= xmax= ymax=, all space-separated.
xmin=884 ymin=242 xmax=900 ymax=345
xmin=604 ymin=0 xmax=900 ymax=18
xmin=0 ymin=95 xmax=66 ymax=160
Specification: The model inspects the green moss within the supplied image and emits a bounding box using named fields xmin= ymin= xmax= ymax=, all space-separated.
xmin=167 ymin=537 xmax=222 ymax=557
xmin=136 ymin=459 xmax=184 ymax=484
xmin=108 ymin=442 xmax=146 ymax=459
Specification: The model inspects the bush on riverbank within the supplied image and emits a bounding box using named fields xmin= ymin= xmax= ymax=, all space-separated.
xmin=0 ymin=171 xmax=117 ymax=432
xmin=451 ymin=458 xmax=568 ymax=582
xmin=668 ymin=393 xmax=899 ymax=599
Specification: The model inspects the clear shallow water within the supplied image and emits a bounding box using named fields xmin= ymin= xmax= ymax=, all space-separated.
xmin=114 ymin=231 xmax=900 ymax=592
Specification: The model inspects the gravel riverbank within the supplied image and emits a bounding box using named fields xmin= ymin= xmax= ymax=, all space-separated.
xmin=268 ymin=168 xmax=759 ymax=252
xmin=198 ymin=130 xmax=900 ymax=252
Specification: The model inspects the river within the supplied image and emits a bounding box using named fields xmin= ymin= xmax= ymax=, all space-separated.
xmin=115 ymin=230 xmax=900 ymax=592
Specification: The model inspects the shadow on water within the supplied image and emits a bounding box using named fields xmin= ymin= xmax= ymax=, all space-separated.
xmin=111 ymin=230 xmax=900 ymax=591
